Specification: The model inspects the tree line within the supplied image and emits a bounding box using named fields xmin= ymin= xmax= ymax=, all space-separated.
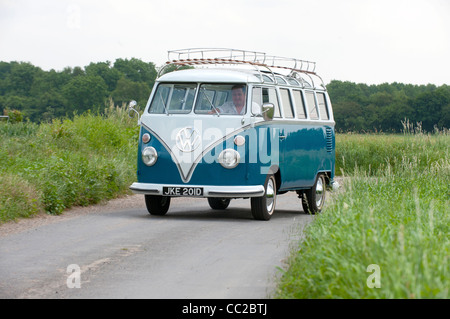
xmin=327 ymin=80 xmax=449 ymax=132
xmin=0 ymin=59 xmax=157 ymax=123
xmin=0 ymin=59 xmax=449 ymax=132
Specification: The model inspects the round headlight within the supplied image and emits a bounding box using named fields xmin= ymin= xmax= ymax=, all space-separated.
xmin=218 ymin=149 xmax=240 ymax=169
xmin=142 ymin=147 xmax=158 ymax=166
xmin=234 ymin=135 xmax=245 ymax=146
xmin=142 ymin=133 xmax=151 ymax=144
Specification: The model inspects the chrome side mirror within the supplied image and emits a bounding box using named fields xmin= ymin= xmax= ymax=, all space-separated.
xmin=128 ymin=100 xmax=140 ymax=125
xmin=262 ymin=103 xmax=274 ymax=121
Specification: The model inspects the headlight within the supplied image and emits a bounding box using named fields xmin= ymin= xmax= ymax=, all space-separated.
xmin=218 ymin=149 xmax=240 ymax=169
xmin=234 ymin=135 xmax=245 ymax=146
xmin=142 ymin=133 xmax=151 ymax=144
xmin=142 ymin=147 xmax=158 ymax=166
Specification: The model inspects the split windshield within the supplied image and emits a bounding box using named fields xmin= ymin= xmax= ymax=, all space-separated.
xmin=148 ymin=83 xmax=247 ymax=115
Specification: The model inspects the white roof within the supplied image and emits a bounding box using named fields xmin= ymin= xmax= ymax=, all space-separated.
xmin=157 ymin=68 xmax=262 ymax=84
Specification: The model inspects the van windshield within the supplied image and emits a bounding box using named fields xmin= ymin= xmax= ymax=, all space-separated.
xmin=195 ymin=84 xmax=247 ymax=115
xmin=149 ymin=83 xmax=197 ymax=114
xmin=148 ymin=83 xmax=248 ymax=115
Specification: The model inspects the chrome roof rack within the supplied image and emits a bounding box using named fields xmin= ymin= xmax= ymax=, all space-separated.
xmin=158 ymin=48 xmax=325 ymax=89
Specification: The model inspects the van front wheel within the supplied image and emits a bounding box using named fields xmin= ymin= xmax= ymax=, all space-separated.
xmin=302 ymin=174 xmax=326 ymax=214
xmin=251 ymin=174 xmax=276 ymax=221
xmin=208 ymin=198 xmax=231 ymax=210
xmin=145 ymin=195 xmax=171 ymax=215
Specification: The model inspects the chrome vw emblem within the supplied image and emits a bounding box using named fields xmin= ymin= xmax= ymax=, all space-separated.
xmin=176 ymin=127 xmax=201 ymax=152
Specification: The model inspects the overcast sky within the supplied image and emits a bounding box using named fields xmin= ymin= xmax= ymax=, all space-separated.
xmin=1 ymin=0 xmax=449 ymax=85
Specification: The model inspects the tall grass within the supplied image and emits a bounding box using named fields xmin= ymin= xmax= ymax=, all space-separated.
xmin=0 ymin=103 xmax=139 ymax=222
xmin=275 ymin=131 xmax=449 ymax=298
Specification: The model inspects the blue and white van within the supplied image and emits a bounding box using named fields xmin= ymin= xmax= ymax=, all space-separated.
xmin=129 ymin=49 xmax=337 ymax=220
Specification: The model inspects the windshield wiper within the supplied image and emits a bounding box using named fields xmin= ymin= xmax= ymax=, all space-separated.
xmin=158 ymin=91 xmax=169 ymax=115
xmin=201 ymin=88 xmax=220 ymax=116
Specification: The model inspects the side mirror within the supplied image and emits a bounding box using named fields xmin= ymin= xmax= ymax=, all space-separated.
xmin=262 ymin=103 xmax=274 ymax=121
xmin=128 ymin=100 xmax=140 ymax=125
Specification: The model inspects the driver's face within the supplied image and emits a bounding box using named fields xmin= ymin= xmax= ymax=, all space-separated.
xmin=232 ymin=88 xmax=245 ymax=108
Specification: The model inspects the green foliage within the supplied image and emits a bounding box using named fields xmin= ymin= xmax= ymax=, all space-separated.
xmin=335 ymin=131 xmax=449 ymax=176
xmin=1 ymin=58 xmax=448 ymax=132
xmin=3 ymin=109 xmax=23 ymax=123
xmin=0 ymin=59 xmax=157 ymax=122
xmin=61 ymin=75 xmax=108 ymax=114
xmin=111 ymin=77 xmax=151 ymax=106
xmin=113 ymin=58 xmax=157 ymax=87
xmin=0 ymin=173 xmax=42 ymax=222
xmin=0 ymin=106 xmax=139 ymax=221
xmin=275 ymin=132 xmax=450 ymax=299
xmin=327 ymin=81 xmax=449 ymax=132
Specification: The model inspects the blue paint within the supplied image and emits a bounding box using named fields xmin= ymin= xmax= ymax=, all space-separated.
xmin=137 ymin=122 xmax=335 ymax=190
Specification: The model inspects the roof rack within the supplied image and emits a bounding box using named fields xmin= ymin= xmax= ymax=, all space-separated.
xmin=158 ymin=48 xmax=325 ymax=89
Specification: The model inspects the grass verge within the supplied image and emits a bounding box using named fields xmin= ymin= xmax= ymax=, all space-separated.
xmin=0 ymin=105 xmax=139 ymax=222
xmin=275 ymin=132 xmax=449 ymax=298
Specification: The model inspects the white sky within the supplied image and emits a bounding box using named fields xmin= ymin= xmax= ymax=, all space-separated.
xmin=0 ymin=0 xmax=449 ymax=85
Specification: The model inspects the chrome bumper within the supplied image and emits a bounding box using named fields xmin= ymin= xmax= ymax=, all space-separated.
xmin=129 ymin=182 xmax=265 ymax=198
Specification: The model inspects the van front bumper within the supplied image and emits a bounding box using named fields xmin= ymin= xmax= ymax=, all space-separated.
xmin=129 ymin=182 xmax=265 ymax=198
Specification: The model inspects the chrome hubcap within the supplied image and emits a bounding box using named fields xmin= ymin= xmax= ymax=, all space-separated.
xmin=266 ymin=177 xmax=275 ymax=214
xmin=315 ymin=177 xmax=324 ymax=207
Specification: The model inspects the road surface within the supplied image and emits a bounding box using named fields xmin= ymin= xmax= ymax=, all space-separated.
xmin=0 ymin=192 xmax=314 ymax=299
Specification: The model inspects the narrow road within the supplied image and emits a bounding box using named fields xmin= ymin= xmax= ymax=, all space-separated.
xmin=0 ymin=192 xmax=313 ymax=299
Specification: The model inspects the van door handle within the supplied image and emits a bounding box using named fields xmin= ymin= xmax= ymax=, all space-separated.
xmin=279 ymin=130 xmax=286 ymax=140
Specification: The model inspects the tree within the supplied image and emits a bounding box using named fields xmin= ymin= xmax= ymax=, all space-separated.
xmin=113 ymin=58 xmax=157 ymax=88
xmin=410 ymin=86 xmax=450 ymax=131
xmin=61 ymin=75 xmax=108 ymax=115
xmin=4 ymin=62 xmax=43 ymax=96
xmin=85 ymin=61 xmax=122 ymax=92
xmin=327 ymin=80 xmax=449 ymax=132
xmin=111 ymin=77 xmax=150 ymax=107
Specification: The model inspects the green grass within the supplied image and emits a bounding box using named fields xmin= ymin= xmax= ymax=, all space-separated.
xmin=0 ymin=105 xmax=139 ymax=222
xmin=275 ymin=132 xmax=449 ymax=298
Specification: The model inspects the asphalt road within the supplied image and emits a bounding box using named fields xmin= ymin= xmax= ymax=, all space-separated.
xmin=0 ymin=192 xmax=314 ymax=299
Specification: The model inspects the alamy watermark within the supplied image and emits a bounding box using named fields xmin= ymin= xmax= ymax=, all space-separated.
xmin=66 ymin=264 xmax=81 ymax=288
xmin=366 ymin=264 xmax=381 ymax=288
xmin=167 ymin=121 xmax=280 ymax=174
xmin=66 ymin=4 xmax=81 ymax=29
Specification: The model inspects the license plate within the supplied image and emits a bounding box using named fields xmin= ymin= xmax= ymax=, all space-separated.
xmin=162 ymin=186 xmax=204 ymax=196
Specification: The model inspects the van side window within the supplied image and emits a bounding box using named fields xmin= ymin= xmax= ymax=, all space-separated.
xmin=252 ymin=87 xmax=262 ymax=116
xmin=252 ymin=87 xmax=262 ymax=106
xmin=262 ymin=87 xmax=281 ymax=118
xmin=305 ymin=91 xmax=319 ymax=120
xmin=280 ymin=88 xmax=294 ymax=118
xmin=316 ymin=92 xmax=329 ymax=120
xmin=292 ymin=90 xmax=306 ymax=119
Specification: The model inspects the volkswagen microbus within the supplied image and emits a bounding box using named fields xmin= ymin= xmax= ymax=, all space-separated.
xmin=129 ymin=48 xmax=337 ymax=220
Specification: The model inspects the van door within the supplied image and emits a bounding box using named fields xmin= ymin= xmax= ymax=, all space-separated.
xmin=278 ymin=88 xmax=302 ymax=189
xmin=252 ymin=86 xmax=282 ymax=178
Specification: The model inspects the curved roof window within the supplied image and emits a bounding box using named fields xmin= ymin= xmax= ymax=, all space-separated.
xmin=288 ymin=78 xmax=300 ymax=86
xmin=275 ymin=76 xmax=286 ymax=84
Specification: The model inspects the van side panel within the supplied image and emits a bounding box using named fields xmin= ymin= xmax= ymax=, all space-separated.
xmin=279 ymin=124 xmax=334 ymax=190
xmin=255 ymin=122 xmax=334 ymax=191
